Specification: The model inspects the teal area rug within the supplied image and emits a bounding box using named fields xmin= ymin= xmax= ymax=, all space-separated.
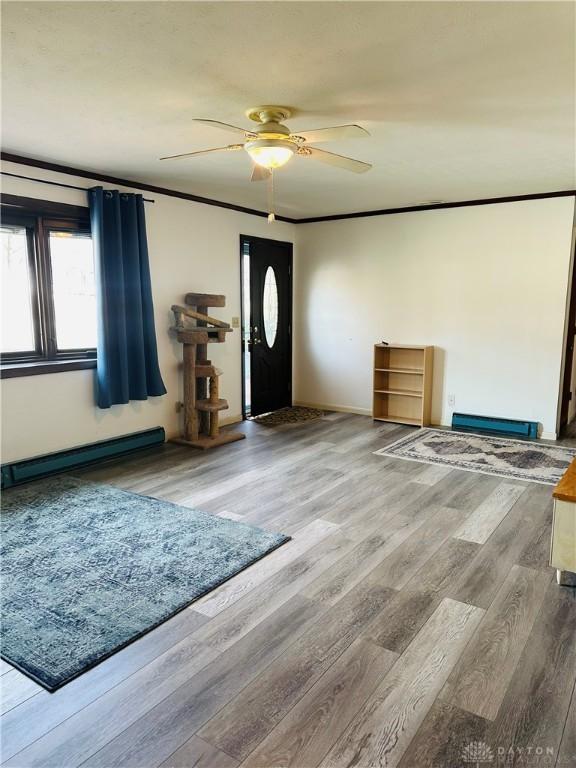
xmin=1 ymin=477 xmax=289 ymax=691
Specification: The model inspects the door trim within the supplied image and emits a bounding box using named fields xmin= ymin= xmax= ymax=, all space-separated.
xmin=240 ymin=234 xmax=293 ymax=420
xmin=558 ymin=218 xmax=576 ymax=435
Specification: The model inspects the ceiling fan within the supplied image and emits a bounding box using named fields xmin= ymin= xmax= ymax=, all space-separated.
xmin=160 ymin=106 xmax=372 ymax=181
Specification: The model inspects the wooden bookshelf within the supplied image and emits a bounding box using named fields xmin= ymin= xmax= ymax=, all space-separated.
xmin=372 ymin=344 xmax=434 ymax=427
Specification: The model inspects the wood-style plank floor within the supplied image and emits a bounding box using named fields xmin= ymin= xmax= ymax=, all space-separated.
xmin=1 ymin=414 xmax=575 ymax=768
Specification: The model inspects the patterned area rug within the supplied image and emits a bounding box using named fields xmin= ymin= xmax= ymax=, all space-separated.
xmin=1 ymin=477 xmax=289 ymax=691
xmin=375 ymin=428 xmax=576 ymax=485
xmin=252 ymin=406 xmax=324 ymax=426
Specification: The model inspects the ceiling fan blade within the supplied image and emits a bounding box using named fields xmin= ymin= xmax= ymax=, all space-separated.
xmin=159 ymin=144 xmax=243 ymax=161
xmin=304 ymin=147 xmax=372 ymax=174
xmin=292 ymin=124 xmax=369 ymax=144
xmin=250 ymin=164 xmax=272 ymax=182
xmin=193 ymin=119 xmax=256 ymax=137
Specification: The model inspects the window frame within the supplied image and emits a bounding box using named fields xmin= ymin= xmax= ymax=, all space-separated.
xmin=1 ymin=195 xmax=97 ymax=376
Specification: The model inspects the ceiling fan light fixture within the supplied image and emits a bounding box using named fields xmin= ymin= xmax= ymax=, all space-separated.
xmin=245 ymin=138 xmax=295 ymax=169
xmin=162 ymin=107 xmax=372 ymax=177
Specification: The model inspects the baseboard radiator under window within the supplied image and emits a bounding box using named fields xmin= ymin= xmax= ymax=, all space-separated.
xmin=1 ymin=427 xmax=165 ymax=489
xmin=451 ymin=413 xmax=538 ymax=439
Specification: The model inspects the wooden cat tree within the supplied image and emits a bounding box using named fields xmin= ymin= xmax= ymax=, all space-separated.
xmin=171 ymin=293 xmax=245 ymax=450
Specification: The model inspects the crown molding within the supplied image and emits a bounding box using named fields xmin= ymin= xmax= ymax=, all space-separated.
xmin=296 ymin=189 xmax=576 ymax=223
xmin=0 ymin=152 xmax=297 ymax=223
xmin=2 ymin=151 xmax=574 ymax=224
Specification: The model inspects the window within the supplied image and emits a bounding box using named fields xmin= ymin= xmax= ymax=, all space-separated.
xmin=1 ymin=196 xmax=96 ymax=374
xmin=1 ymin=224 xmax=36 ymax=353
xmin=48 ymin=230 xmax=96 ymax=350
xmin=262 ymin=265 xmax=278 ymax=348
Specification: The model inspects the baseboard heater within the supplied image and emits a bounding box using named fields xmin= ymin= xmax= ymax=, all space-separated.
xmin=451 ymin=413 xmax=538 ymax=439
xmin=1 ymin=427 xmax=165 ymax=489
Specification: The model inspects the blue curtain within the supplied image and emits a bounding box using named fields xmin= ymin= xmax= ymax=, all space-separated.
xmin=89 ymin=187 xmax=166 ymax=409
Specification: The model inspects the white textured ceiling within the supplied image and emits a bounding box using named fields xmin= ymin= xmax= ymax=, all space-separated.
xmin=2 ymin=1 xmax=575 ymax=218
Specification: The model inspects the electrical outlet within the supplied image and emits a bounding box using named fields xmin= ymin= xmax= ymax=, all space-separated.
xmin=448 ymin=394 xmax=456 ymax=407
xmin=231 ymin=316 xmax=240 ymax=328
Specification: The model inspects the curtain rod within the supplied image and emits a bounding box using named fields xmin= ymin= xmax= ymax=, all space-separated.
xmin=1 ymin=171 xmax=155 ymax=203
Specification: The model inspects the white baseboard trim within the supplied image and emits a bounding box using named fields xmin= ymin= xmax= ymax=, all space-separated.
xmin=294 ymin=400 xmax=372 ymax=417
xmin=165 ymin=413 xmax=243 ymax=443
xmin=540 ymin=430 xmax=558 ymax=441
xmin=221 ymin=413 xmax=243 ymax=427
xmin=293 ymin=412 xmax=558 ymax=442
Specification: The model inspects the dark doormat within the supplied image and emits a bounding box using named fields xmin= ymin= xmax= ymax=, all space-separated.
xmin=252 ymin=406 xmax=324 ymax=426
xmin=1 ymin=476 xmax=289 ymax=691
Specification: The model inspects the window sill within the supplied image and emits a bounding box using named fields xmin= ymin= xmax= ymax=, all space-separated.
xmin=0 ymin=359 xmax=97 ymax=379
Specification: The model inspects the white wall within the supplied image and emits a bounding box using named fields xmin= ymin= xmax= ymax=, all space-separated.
xmin=293 ymin=197 xmax=575 ymax=438
xmin=1 ymin=161 xmax=296 ymax=462
xmin=2 ymin=161 xmax=573 ymax=462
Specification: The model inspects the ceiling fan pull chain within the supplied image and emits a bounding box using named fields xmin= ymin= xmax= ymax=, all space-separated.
xmin=267 ymin=170 xmax=276 ymax=223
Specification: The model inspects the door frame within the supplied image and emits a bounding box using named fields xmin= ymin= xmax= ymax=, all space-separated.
xmin=240 ymin=234 xmax=293 ymax=420
xmin=558 ymin=221 xmax=576 ymax=435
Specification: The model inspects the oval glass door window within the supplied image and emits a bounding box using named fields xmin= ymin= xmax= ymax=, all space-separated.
xmin=263 ymin=266 xmax=279 ymax=348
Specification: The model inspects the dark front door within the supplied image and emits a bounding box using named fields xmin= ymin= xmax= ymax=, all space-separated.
xmin=243 ymin=235 xmax=292 ymax=417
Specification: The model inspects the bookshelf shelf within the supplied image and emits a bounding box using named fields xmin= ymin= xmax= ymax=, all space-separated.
xmin=373 ymin=415 xmax=423 ymax=426
xmin=374 ymin=367 xmax=424 ymax=374
xmin=374 ymin=388 xmax=423 ymax=398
